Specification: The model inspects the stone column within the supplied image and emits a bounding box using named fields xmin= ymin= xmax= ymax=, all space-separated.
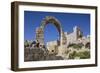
xmin=57 ymin=30 xmax=67 ymax=57
xmin=36 ymin=27 xmax=44 ymax=45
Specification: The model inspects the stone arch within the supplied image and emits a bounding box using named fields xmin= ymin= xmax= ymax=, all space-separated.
xmin=36 ymin=16 xmax=66 ymax=46
xmin=40 ymin=16 xmax=62 ymax=35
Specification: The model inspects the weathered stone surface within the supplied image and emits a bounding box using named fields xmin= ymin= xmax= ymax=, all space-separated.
xmin=24 ymin=16 xmax=90 ymax=61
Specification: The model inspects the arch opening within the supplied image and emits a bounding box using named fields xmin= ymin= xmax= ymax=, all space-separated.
xmin=36 ymin=16 xmax=64 ymax=46
xmin=44 ymin=23 xmax=59 ymax=44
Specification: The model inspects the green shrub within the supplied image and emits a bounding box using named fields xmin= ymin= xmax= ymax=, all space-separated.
xmin=68 ymin=51 xmax=90 ymax=59
xmin=67 ymin=43 xmax=84 ymax=49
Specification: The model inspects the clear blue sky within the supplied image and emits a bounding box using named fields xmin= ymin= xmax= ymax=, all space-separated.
xmin=24 ymin=11 xmax=90 ymax=43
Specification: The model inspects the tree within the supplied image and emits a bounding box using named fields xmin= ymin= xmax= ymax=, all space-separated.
xmin=24 ymin=40 xmax=29 ymax=47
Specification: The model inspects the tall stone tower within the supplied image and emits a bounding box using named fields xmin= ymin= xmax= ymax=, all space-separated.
xmin=36 ymin=27 xmax=44 ymax=45
xmin=73 ymin=26 xmax=83 ymax=40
